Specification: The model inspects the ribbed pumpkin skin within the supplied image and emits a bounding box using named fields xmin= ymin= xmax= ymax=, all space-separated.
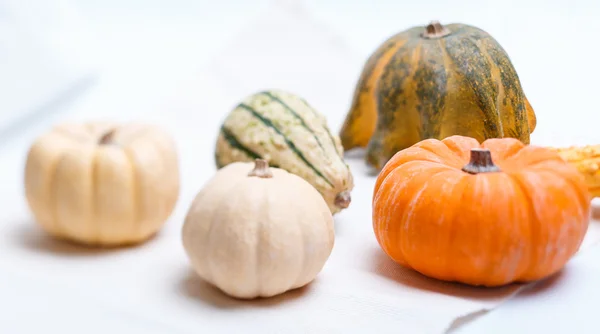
xmin=372 ymin=135 xmax=590 ymax=287
xmin=340 ymin=23 xmax=537 ymax=170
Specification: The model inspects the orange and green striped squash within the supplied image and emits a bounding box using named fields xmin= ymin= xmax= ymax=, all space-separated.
xmin=339 ymin=21 xmax=537 ymax=170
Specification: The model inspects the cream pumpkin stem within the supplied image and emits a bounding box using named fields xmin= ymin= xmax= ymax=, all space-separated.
xmin=248 ymin=159 xmax=273 ymax=178
xmin=334 ymin=191 xmax=351 ymax=209
xmin=422 ymin=21 xmax=451 ymax=39
xmin=461 ymin=148 xmax=502 ymax=174
xmin=98 ymin=130 xmax=116 ymax=145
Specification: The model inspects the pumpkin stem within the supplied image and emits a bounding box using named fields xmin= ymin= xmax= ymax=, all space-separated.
xmin=422 ymin=21 xmax=451 ymax=39
xmin=461 ymin=148 xmax=501 ymax=174
xmin=98 ymin=130 xmax=116 ymax=145
xmin=334 ymin=191 xmax=351 ymax=209
xmin=248 ymin=159 xmax=273 ymax=178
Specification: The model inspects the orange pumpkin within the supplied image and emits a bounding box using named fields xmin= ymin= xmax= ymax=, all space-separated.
xmin=372 ymin=135 xmax=591 ymax=287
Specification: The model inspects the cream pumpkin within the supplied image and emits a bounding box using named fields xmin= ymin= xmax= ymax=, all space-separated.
xmin=181 ymin=159 xmax=335 ymax=299
xmin=24 ymin=121 xmax=180 ymax=247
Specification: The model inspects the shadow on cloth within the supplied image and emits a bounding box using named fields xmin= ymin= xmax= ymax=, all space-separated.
xmin=11 ymin=220 xmax=151 ymax=256
xmin=367 ymin=247 xmax=526 ymax=300
xmin=368 ymin=246 xmax=571 ymax=333
xmin=176 ymin=267 xmax=314 ymax=309
xmin=592 ymin=202 xmax=600 ymax=220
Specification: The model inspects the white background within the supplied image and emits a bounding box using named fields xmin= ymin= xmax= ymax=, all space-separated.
xmin=2 ymin=0 xmax=600 ymax=333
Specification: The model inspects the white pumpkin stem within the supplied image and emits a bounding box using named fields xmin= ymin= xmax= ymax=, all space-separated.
xmin=99 ymin=130 xmax=116 ymax=145
xmin=461 ymin=148 xmax=502 ymax=174
xmin=334 ymin=191 xmax=351 ymax=209
xmin=248 ymin=159 xmax=273 ymax=178
xmin=422 ymin=21 xmax=451 ymax=39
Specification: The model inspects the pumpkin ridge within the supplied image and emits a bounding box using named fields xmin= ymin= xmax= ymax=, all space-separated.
xmin=545 ymin=171 xmax=590 ymax=267
xmin=122 ymin=147 xmax=139 ymax=242
xmin=376 ymin=37 xmax=423 ymax=128
xmin=479 ymin=46 xmax=508 ymax=138
xmin=476 ymin=36 xmax=529 ymax=140
xmin=441 ymin=136 xmax=482 ymax=161
xmin=413 ymin=141 xmax=466 ymax=168
xmin=442 ymin=172 xmax=470 ymax=282
xmin=399 ymin=166 xmax=451 ymax=270
xmin=414 ymin=39 xmax=448 ymax=139
xmin=470 ymin=174 xmax=525 ymax=283
xmin=205 ymin=181 xmax=250 ymax=292
xmin=505 ymin=146 xmax=564 ymax=169
xmin=90 ymin=149 xmax=100 ymax=244
xmin=374 ymin=165 xmax=411 ymax=260
xmin=238 ymin=103 xmax=335 ymax=188
xmin=49 ymin=153 xmax=67 ymax=238
xmin=510 ymin=168 xmax=589 ymax=281
xmin=374 ymin=163 xmax=409 ymax=248
xmin=494 ymin=142 xmax=524 ymax=162
xmin=444 ymin=35 xmax=502 ymax=138
xmin=219 ymin=125 xmax=263 ymax=163
xmin=373 ymin=146 xmax=451 ymax=197
xmin=368 ymin=39 xmax=424 ymax=168
xmin=435 ymin=37 xmax=454 ymax=138
xmin=184 ymin=167 xmax=234 ymax=284
xmin=539 ymin=162 xmax=591 ymax=216
xmin=255 ymin=183 xmax=269 ymax=295
xmin=340 ymin=29 xmax=418 ymax=150
xmin=506 ymin=173 xmax=537 ymax=280
xmin=376 ymin=161 xmax=452 ymax=235
xmin=292 ymin=197 xmax=308 ymax=288
xmin=412 ymin=167 xmax=469 ymax=282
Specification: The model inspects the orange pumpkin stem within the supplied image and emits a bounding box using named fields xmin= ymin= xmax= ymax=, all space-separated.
xmin=248 ymin=159 xmax=273 ymax=178
xmin=422 ymin=21 xmax=451 ymax=39
xmin=461 ymin=148 xmax=501 ymax=174
xmin=98 ymin=130 xmax=115 ymax=145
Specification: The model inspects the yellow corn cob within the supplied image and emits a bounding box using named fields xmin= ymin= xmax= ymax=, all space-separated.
xmin=550 ymin=145 xmax=600 ymax=198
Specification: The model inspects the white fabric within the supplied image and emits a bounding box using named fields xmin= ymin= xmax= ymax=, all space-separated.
xmin=1 ymin=1 xmax=600 ymax=333
xmin=0 ymin=0 xmax=96 ymax=134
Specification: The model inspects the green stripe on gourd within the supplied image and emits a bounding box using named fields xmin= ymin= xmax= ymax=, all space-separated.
xmin=297 ymin=96 xmax=342 ymax=154
xmin=237 ymin=103 xmax=335 ymax=188
xmin=262 ymin=91 xmax=347 ymax=162
xmin=219 ymin=126 xmax=262 ymax=160
xmin=261 ymin=91 xmax=326 ymax=150
xmin=217 ymin=126 xmax=281 ymax=169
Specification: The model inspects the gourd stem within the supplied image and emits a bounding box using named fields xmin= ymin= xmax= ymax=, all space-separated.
xmin=334 ymin=191 xmax=351 ymax=209
xmin=99 ymin=130 xmax=115 ymax=145
xmin=422 ymin=21 xmax=451 ymax=39
xmin=461 ymin=148 xmax=501 ymax=174
xmin=248 ymin=159 xmax=273 ymax=178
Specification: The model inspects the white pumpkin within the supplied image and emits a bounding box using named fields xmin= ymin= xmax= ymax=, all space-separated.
xmin=181 ymin=159 xmax=335 ymax=299
xmin=24 ymin=121 xmax=180 ymax=247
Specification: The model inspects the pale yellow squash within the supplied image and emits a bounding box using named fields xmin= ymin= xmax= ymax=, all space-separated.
xmin=24 ymin=121 xmax=180 ymax=247
xmin=182 ymin=159 xmax=334 ymax=299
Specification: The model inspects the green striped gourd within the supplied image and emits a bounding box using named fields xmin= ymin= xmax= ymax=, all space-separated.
xmin=215 ymin=90 xmax=354 ymax=215
xmin=339 ymin=21 xmax=537 ymax=170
